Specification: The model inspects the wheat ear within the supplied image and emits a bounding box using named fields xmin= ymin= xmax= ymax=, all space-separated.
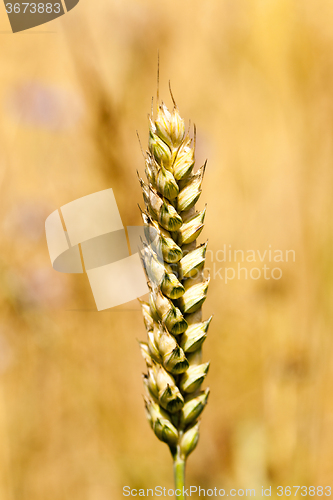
xmin=138 ymin=88 xmax=211 ymax=499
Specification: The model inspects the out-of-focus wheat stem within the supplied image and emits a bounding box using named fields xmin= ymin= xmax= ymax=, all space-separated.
xmin=138 ymin=85 xmax=211 ymax=498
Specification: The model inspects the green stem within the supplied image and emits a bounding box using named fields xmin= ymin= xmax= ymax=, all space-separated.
xmin=173 ymin=457 xmax=186 ymax=499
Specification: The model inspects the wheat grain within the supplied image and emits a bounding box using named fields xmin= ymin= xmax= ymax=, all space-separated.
xmin=138 ymin=87 xmax=211 ymax=499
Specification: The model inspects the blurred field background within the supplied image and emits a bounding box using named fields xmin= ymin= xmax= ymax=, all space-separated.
xmin=0 ymin=0 xmax=333 ymax=498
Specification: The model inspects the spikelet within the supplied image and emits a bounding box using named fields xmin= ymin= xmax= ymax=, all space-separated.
xmin=138 ymin=90 xmax=212 ymax=463
xmin=180 ymin=388 xmax=210 ymax=427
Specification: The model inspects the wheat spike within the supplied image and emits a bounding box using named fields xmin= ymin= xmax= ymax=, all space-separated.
xmin=138 ymin=85 xmax=211 ymax=498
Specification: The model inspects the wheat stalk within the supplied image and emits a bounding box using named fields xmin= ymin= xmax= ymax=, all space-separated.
xmin=138 ymin=85 xmax=211 ymax=499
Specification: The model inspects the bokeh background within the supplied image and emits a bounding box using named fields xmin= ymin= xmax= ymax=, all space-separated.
xmin=0 ymin=0 xmax=333 ymax=498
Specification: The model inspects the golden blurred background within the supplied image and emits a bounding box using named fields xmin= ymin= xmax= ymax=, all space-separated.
xmin=0 ymin=0 xmax=333 ymax=498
